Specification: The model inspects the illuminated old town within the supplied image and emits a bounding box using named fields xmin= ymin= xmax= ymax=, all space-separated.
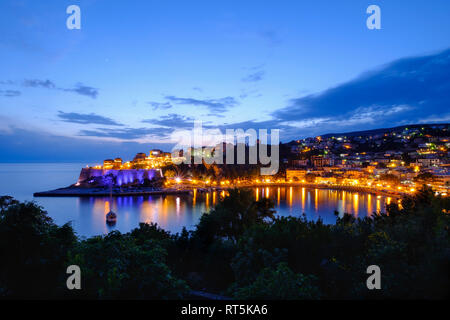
xmin=64 ymin=124 xmax=449 ymax=199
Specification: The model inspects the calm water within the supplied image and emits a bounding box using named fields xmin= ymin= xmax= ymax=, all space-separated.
xmin=0 ymin=163 xmax=391 ymax=238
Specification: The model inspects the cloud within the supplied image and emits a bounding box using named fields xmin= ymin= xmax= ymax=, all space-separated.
xmin=80 ymin=114 xmax=216 ymax=142
xmin=64 ymin=84 xmax=99 ymax=99
xmin=57 ymin=111 xmax=124 ymax=126
xmin=259 ymin=30 xmax=282 ymax=46
xmin=4 ymin=79 xmax=99 ymax=99
xmin=268 ymin=104 xmax=417 ymax=139
xmin=239 ymin=88 xmax=262 ymax=99
xmin=23 ymin=79 xmax=55 ymax=89
xmin=242 ymin=70 xmax=265 ymax=82
xmin=142 ymin=114 xmax=195 ymax=128
xmin=165 ymin=95 xmax=238 ymax=113
xmin=269 ymin=48 xmax=450 ymax=138
xmin=0 ymin=90 xmax=21 ymax=97
xmin=283 ymin=105 xmax=412 ymax=132
xmin=0 ymin=125 xmax=174 ymax=162
xmin=78 ymin=127 xmax=173 ymax=140
xmin=0 ymin=80 xmax=15 ymax=85
xmin=416 ymin=113 xmax=450 ymax=123
xmin=216 ymin=119 xmax=291 ymax=132
xmin=147 ymin=101 xmax=173 ymax=111
xmin=207 ymin=113 xmax=226 ymax=118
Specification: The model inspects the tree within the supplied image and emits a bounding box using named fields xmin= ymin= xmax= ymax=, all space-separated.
xmin=0 ymin=199 xmax=77 ymax=298
xmin=164 ymin=169 xmax=176 ymax=179
xmin=194 ymin=188 xmax=275 ymax=244
xmin=379 ymin=173 xmax=400 ymax=185
xmin=0 ymin=184 xmax=448 ymax=300
xmin=68 ymin=230 xmax=188 ymax=299
xmin=414 ymin=172 xmax=435 ymax=183
xmin=232 ymin=263 xmax=321 ymax=300
xmin=305 ymin=173 xmax=317 ymax=183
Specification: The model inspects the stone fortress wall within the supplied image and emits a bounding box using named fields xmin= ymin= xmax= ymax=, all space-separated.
xmin=77 ymin=168 xmax=163 ymax=186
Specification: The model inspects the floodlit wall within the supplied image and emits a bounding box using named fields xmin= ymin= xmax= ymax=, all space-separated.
xmin=78 ymin=168 xmax=162 ymax=186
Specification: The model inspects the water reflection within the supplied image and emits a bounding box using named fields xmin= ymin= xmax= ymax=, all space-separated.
xmin=1 ymin=165 xmax=391 ymax=238
xmin=44 ymin=187 xmax=392 ymax=237
xmin=353 ymin=194 xmax=359 ymax=217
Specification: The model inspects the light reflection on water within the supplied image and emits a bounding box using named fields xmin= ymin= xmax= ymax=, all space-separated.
xmin=49 ymin=188 xmax=389 ymax=237
xmin=0 ymin=163 xmax=391 ymax=238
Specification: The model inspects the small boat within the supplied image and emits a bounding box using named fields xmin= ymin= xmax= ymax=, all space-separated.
xmin=105 ymin=184 xmax=117 ymax=224
xmin=106 ymin=210 xmax=117 ymax=224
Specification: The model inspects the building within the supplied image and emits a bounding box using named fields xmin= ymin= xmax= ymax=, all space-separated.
xmin=113 ymin=158 xmax=122 ymax=169
xmin=286 ymin=169 xmax=307 ymax=181
xmin=149 ymin=149 xmax=164 ymax=157
xmin=315 ymin=177 xmax=337 ymax=184
xmin=103 ymin=159 xmax=114 ymax=170
xmin=311 ymin=155 xmax=334 ymax=168
xmin=415 ymin=158 xmax=440 ymax=168
xmin=291 ymin=159 xmax=309 ymax=167
xmin=132 ymin=154 xmax=148 ymax=168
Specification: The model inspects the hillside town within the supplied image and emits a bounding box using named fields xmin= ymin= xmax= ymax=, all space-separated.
xmin=86 ymin=124 xmax=449 ymax=197
xmin=282 ymin=124 xmax=450 ymax=196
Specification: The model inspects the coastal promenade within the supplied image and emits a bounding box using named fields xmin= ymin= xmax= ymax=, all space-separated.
xmin=34 ymin=182 xmax=406 ymax=198
xmin=191 ymin=182 xmax=405 ymax=198
xmin=33 ymin=186 xmax=190 ymax=197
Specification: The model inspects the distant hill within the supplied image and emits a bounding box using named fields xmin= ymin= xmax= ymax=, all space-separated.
xmin=320 ymin=123 xmax=450 ymax=139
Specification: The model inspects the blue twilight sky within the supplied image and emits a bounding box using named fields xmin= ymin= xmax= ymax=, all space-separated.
xmin=0 ymin=0 xmax=449 ymax=163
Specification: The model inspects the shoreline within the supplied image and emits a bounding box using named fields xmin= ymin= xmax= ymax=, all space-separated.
xmin=33 ymin=186 xmax=191 ymax=197
xmin=34 ymin=183 xmax=405 ymax=199
xmin=197 ymin=183 xmax=404 ymax=198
